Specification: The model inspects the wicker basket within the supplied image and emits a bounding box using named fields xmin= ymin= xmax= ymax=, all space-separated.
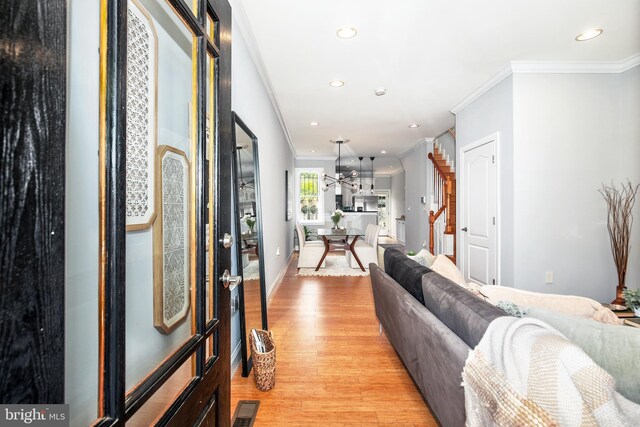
xmin=249 ymin=329 xmax=276 ymax=391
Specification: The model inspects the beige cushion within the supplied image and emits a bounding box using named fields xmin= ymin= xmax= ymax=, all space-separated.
xmin=479 ymin=286 xmax=621 ymax=324
xmin=408 ymin=249 xmax=436 ymax=268
xmin=430 ymin=255 xmax=466 ymax=286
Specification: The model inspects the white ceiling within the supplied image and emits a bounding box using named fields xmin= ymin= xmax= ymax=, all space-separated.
xmin=237 ymin=0 xmax=640 ymax=166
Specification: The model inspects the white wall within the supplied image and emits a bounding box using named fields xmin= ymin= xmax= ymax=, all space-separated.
xmin=390 ymin=172 xmax=405 ymax=238
xmin=620 ymin=66 xmax=640 ymax=291
xmin=456 ymin=76 xmax=515 ymax=285
xmin=400 ymin=142 xmax=430 ymax=252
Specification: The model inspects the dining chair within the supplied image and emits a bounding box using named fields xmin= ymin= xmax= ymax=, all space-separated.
xmin=296 ymin=223 xmax=326 ymax=268
xmin=346 ymin=224 xmax=380 ymax=268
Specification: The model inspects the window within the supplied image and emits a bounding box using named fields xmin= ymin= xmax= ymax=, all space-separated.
xmin=295 ymin=168 xmax=324 ymax=225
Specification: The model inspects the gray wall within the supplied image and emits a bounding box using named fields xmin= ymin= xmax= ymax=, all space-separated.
xmin=620 ymin=66 xmax=640 ymax=291
xmin=513 ymin=71 xmax=636 ymax=301
xmin=231 ymin=17 xmax=296 ymax=368
xmin=456 ymin=75 xmax=515 ymax=286
xmin=400 ymin=143 xmax=430 ymax=252
xmin=390 ymin=172 xmax=406 ymax=238
xmin=375 ymin=176 xmax=391 ymax=190
xmin=436 ymin=131 xmax=456 ymax=166
xmin=456 ymin=68 xmax=640 ymax=301
xmin=66 ymin=0 xmax=99 ymax=423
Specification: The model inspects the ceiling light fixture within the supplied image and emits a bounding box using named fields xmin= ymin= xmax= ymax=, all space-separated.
xmin=329 ymin=80 xmax=345 ymax=87
xmin=336 ymin=27 xmax=358 ymax=39
xmin=409 ymin=124 xmax=420 ymax=128
xmin=323 ymin=138 xmax=358 ymax=193
xmin=311 ymin=150 xmax=316 ymax=153
xmin=380 ymin=150 xmax=387 ymax=154
xmin=575 ymin=28 xmax=603 ymax=41
xmin=309 ymin=121 xmax=319 ymax=126
xmin=374 ymin=88 xmax=386 ymax=96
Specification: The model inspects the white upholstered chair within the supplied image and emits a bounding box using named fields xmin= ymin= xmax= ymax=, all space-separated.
xmin=346 ymin=224 xmax=380 ymax=269
xmin=296 ymin=223 xmax=326 ymax=269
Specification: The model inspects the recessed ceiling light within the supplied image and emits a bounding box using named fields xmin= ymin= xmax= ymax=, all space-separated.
xmin=311 ymin=150 xmax=316 ymax=153
xmin=575 ymin=28 xmax=603 ymax=41
xmin=381 ymin=150 xmax=387 ymax=154
xmin=374 ymin=88 xmax=386 ymax=96
xmin=408 ymin=124 xmax=420 ymax=128
xmin=309 ymin=121 xmax=319 ymax=126
xmin=336 ymin=27 xmax=358 ymax=39
xmin=329 ymin=80 xmax=345 ymax=87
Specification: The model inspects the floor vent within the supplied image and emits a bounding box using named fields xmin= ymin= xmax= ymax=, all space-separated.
xmin=232 ymin=400 xmax=260 ymax=427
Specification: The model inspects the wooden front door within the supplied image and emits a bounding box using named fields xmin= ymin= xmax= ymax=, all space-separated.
xmin=96 ymin=0 xmax=233 ymax=425
xmin=1 ymin=0 xmax=233 ymax=425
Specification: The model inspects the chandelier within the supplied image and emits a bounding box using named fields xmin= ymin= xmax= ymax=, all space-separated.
xmin=322 ymin=138 xmax=358 ymax=193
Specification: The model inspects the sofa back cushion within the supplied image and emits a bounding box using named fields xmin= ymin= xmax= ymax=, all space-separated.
xmin=422 ymin=274 xmax=507 ymax=348
xmin=384 ymin=248 xmax=432 ymax=305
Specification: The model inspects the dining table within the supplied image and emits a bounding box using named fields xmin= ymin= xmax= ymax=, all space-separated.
xmin=315 ymin=228 xmax=365 ymax=272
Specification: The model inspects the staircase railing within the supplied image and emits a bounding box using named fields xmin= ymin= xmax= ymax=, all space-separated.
xmin=427 ymin=152 xmax=454 ymax=255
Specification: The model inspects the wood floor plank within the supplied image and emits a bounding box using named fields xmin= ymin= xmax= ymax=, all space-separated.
xmin=231 ymin=253 xmax=436 ymax=425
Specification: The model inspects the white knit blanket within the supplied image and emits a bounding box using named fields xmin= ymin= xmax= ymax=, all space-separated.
xmin=462 ymin=317 xmax=640 ymax=426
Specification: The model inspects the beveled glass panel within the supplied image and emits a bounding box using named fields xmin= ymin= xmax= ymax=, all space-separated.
xmin=125 ymin=0 xmax=197 ymax=392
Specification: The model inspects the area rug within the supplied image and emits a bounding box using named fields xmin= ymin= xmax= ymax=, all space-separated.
xmin=297 ymin=257 xmax=370 ymax=277
xmin=242 ymin=260 xmax=260 ymax=281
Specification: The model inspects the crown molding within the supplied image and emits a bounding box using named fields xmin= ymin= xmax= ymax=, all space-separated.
xmin=450 ymin=65 xmax=512 ymax=114
xmin=230 ymin=0 xmax=297 ymax=157
xmin=450 ymin=53 xmax=640 ymax=114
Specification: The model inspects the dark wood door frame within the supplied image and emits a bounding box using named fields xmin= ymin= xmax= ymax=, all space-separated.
xmin=0 ymin=0 xmax=66 ymax=404
xmin=1 ymin=0 xmax=232 ymax=424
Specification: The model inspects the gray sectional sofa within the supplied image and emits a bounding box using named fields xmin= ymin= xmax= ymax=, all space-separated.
xmin=370 ymin=248 xmax=507 ymax=427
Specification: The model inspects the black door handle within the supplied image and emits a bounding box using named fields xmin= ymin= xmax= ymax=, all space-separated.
xmin=461 ymin=227 xmax=468 ymax=232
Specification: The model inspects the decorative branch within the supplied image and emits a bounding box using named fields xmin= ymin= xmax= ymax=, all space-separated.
xmin=598 ymin=180 xmax=639 ymax=290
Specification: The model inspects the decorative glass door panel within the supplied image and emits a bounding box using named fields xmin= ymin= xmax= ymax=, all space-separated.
xmin=375 ymin=190 xmax=390 ymax=236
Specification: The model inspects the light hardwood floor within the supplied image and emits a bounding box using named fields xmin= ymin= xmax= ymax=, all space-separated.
xmin=231 ymin=253 xmax=437 ymax=426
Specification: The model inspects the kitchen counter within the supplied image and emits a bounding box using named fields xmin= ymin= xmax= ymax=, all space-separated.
xmin=342 ymin=211 xmax=377 ymax=214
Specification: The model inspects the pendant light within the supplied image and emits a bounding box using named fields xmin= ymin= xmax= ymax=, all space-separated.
xmin=370 ymin=157 xmax=375 ymax=195
xmin=359 ymin=157 xmax=363 ymax=194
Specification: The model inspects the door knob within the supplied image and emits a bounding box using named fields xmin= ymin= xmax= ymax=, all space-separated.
xmin=219 ymin=269 xmax=242 ymax=288
xmin=461 ymin=227 xmax=468 ymax=232
xmin=220 ymin=233 xmax=233 ymax=249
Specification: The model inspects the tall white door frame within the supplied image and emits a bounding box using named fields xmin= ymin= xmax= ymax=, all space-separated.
xmin=459 ymin=132 xmax=501 ymax=285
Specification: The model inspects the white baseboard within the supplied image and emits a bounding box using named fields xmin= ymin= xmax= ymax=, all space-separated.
xmin=267 ymin=251 xmax=293 ymax=305
xmin=231 ymin=341 xmax=242 ymax=378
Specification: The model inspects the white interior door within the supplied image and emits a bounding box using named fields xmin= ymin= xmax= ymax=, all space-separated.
xmin=375 ymin=190 xmax=390 ymax=236
xmin=461 ymin=135 xmax=498 ymax=285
